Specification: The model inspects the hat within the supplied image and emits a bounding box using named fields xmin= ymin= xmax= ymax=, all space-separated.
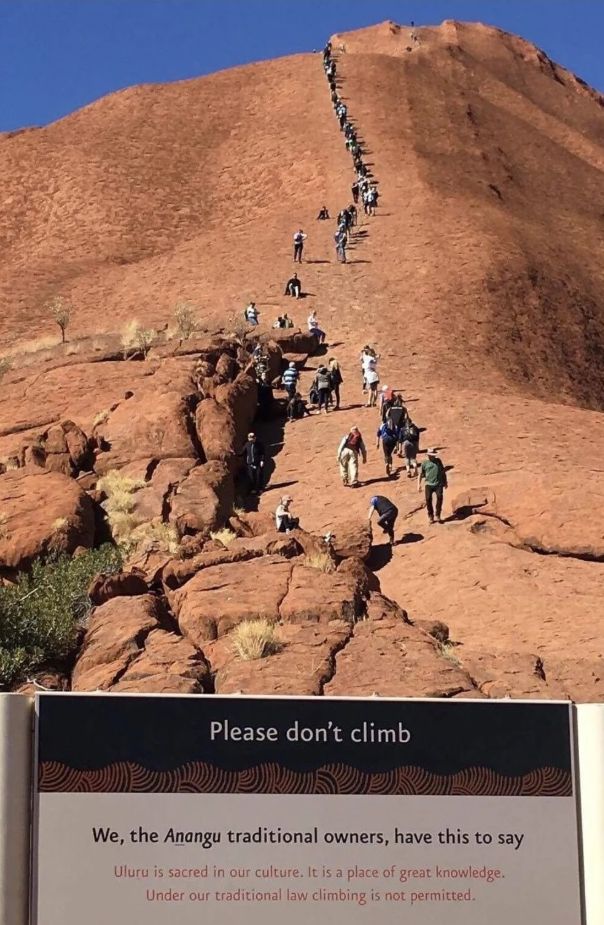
xmin=370 ymin=496 xmax=378 ymax=505
xmin=427 ymin=447 xmax=436 ymax=455
xmin=382 ymin=384 xmax=388 ymax=391
xmin=289 ymin=361 xmax=296 ymax=368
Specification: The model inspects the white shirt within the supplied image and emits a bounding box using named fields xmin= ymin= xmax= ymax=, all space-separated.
xmin=308 ymin=315 xmax=319 ymax=330
xmin=293 ymin=232 xmax=307 ymax=243
xmin=365 ymin=368 xmax=379 ymax=385
xmin=275 ymin=504 xmax=289 ymax=528
xmin=361 ymin=353 xmax=377 ymax=371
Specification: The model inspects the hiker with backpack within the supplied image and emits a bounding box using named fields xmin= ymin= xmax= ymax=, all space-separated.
xmin=379 ymin=384 xmax=395 ymax=421
xmin=313 ymin=365 xmax=332 ymax=414
xmin=376 ymin=420 xmax=401 ymax=477
xmin=281 ymin=361 xmax=300 ymax=398
xmin=337 ymin=426 xmax=367 ymax=487
xmin=293 ymin=229 xmax=307 ymax=263
xmin=368 ymin=495 xmax=398 ymax=545
xmin=418 ymin=448 xmax=448 ymax=524
xmin=387 ymin=395 xmax=407 ymax=431
xmin=401 ymin=420 xmax=420 ymax=476
xmin=328 ymin=357 xmax=343 ymax=409
xmin=284 ymin=273 xmax=302 ymax=298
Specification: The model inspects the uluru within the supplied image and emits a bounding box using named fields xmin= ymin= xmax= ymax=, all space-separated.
xmin=0 ymin=18 xmax=603 ymax=700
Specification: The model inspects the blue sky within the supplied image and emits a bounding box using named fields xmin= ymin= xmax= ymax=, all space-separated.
xmin=1 ymin=0 xmax=602 ymax=131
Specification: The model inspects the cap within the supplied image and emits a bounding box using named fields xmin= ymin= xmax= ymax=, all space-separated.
xmin=370 ymin=496 xmax=378 ymax=505
xmin=427 ymin=447 xmax=436 ymax=455
xmin=382 ymin=384 xmax=388 ymax=391
xmin=289 ymin=361 xmax=296 ymax=367
xmin=248 ymin=432 xmax=256 ymax=439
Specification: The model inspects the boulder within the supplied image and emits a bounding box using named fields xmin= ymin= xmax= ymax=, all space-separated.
xmin=173 ymin=555 xmax=294 ymax=644
xmin=0 ymin=469 xmax=95 ymax=571
xmin=72 ymin=594 xmax=164 ymax=690
xmin=111 ymin=628 xmax=209 ymax=694
xmin=457 ymin=648 xmax=568 ymax=700
xmin=195 ymin=399 xmax=236 ymax=462
xmin=262 ymin=329 xmax=317 ymax=356
xmin=170 ymin=461 xmax=234 ymax=535
xmin=279 ymin=564 xmax=361 ymax=624
xmin=214 ymin=373 xmax=258 ymax=448
xmin=325 ymin=619 xmax=475 ymax=698
xmin=230 ymin=510 xmax=275 ymax=537
xmin=207 ymin=621 xmax=352 ymax=695
xmin=337 ymin=557 xmax=380 ymax=597
xmin=365 ymin=592 xmax=410 ymax=622
xmin=88 ymin=570 xmax=149 ymax=606
xmin=131 ymin=458 xmax=196 ymax=523
xmin=331 ymin=519 xmax=372 ymax=561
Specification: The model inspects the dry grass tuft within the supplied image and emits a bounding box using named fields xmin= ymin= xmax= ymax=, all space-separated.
xmin=121 ymin=320 xmax=156 ymax=358
xmin=92 ymin=409 xmax=110 ymax=428
xmin=304 ymin=551 xmax=335 ymax=573
xmin=210 ymin=528 xmax=237 ymax=547
xmin=231 ymin=619 xmax=280 ymax=661
xmin=129 ymin=520 xmax=180 ymax=555
xmin=97 ymin=470 xmax=145 ymax=543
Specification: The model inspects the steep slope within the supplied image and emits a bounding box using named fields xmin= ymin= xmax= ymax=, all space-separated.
xmin=1 ymin=20 xmax=604 ymax=699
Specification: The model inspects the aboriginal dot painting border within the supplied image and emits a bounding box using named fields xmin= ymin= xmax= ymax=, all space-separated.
xmin=38 ymin=761 xmax=572 ymax=796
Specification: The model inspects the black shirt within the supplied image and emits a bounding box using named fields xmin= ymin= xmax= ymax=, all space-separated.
xmin=242 ymin=440 xmax=265 ymax=466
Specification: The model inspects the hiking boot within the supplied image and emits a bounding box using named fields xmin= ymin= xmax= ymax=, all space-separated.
xmin=386 ymin=464 xmax=392 ymax=476
xmin=428 ymin=517 xmax=435 ymax=525
xmin=387 ymin=530 xmax=395 ymax=544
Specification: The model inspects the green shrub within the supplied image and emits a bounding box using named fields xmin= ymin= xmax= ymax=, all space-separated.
xmin=0 ymin=544 xmax=122 ymax=689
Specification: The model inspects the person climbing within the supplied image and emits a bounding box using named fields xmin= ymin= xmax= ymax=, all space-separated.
xmin=365 ymin=365 xmax=380 ymax=407
xmin=348 ymin=203 xmax=357 ymax=226
xmin=401 ymin=419 xmax=420 ymax=476
xmin=351 ymin=181 xmax=359 ymax=204
xmin=337 ymin=426 xmax=367 ymax=487
xmin=257 ymin=372 xmax=274 ymax=420
xmin=245 ymin=302 xmax=259 ymax=325
xmin=379 ymin=384 xmax=395 ymax=421
xmin=281 ymin=361 xmax=300 ymax=398
xmin=287 ymin=391 xmax=311 ymax=421
xmin=308 ymin=310 xmax=326 ymax=344
xmin=418 ymin=448 xmax=448 ymax=524
xmin=284 ymin=272 xmax=302 ymax=298
xmin=275 ymin=496 xmax=300 ymax=533
xmin=317 ymin=206 xmax=330 ymax=220
xmin=360 ymin=346 xmax=378 ymax=392
xmin=335 ymin=229 xmax=347 ymax=263
xmin=282 ymin=313 xmax=294 ymax=328
xmin=313 ymin=364 xmax=332 ymax=414
xmin=293 ymin=229 xmax=307 ymax=263
xmin=368 ymin=495 xmax=398 ymax=544
xmin=376 ymin=420 xmax=400 ymax=477
xmin=241 ymin=431 xmax=265 ymax=494
xmin=387 ymin=395 xmax=407 ymax=430
xmin=273 ymin=315 xmax=286 ymax=329
xmin=328 ymin=357 xmax=343 ymax=409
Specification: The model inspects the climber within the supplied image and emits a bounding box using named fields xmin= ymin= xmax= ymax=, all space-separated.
xmin=337 ymin=426 xmax=367 ymax=488
xmin=284 ymin=272 xmax=302 ymax=298
xmin=293 ymin=229 xmax=307 ymax=263
xmin=401 ymin=419 xmax=420 ymax=477
xmin=348 ymin=203 xmax=357 ymax=226
xmin=273 ymin=316 xmax=287 ymax=329
xmin=257 ymin=371 xmax=274 ymax=420
xmin=368 ymin=495 xmax=398 ymax=544
xmin=313 ymin=364 xmax=332 ymax=414
xmin=379 ymin=384 xmax=395 ymax=421
xmin=307 ymin=310 xmax=326 ymax=344
xmin=275 ymin=496 xmax=299 ymax=533
xmin=281 ymin=361 xmax=300 ymax=398
xmin=317 ymin=206 xmax=330 ymax=220
xmin=287 ymin=391 xmax=311 ymax=422
xmin=351 ymin=181 xmax=359 ymax=203
xmin=418 ymin=448 xmax=448 ymax=524
xmin=360 ymin=346 xmax=378 ymax=391
xmin=282 ymin=313 xmax=294 ymax=328
xmin=365 ymin=365 xmax=380 ymax=407
xmin=335 ymin=229 xmax=347 ymax=263
xmin=241 ymin=432 xmax=265 ymax=494
xmin=387 ymin=395 xmax=407 ymax=430
xmin=328 ymin=357 xmax=343 ymax=409
xmin=245 ymin=302 xmax=259 ymax=325
xmin=376 ymin=420 xmax=401 ymax=477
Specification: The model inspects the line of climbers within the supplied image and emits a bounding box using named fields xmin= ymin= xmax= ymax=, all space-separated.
xmin=237 ymin=37 xmax=448 ymax=547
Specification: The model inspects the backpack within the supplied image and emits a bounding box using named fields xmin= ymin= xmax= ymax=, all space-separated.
xmin=346 ymin=431 xmax=362 ymax=449
xmin=388 ymin=405 xmax=405 ymax=427
xmin=405 ymin=423 xmax=419 ymax=442
xmin=315 ymin=370 xmax=331 ymax=390
xmin=294 ymin=232 xmax=304 ymax=245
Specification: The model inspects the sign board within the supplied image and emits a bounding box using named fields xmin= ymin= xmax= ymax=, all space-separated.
xmin=33 ymin=694 xmax=583 ymax=924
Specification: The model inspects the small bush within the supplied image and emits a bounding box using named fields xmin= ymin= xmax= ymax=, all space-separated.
xmin=304 ymin=551 xmax=335 ymax=573
xmin=0 ymin=357 xmax=11 ymax=382
xmin=231 ymin=619 xmax=280 ymax=661
xmin=174 ymin=300 xmax=198 ymax=341
xmin=46 ymin=295 xmax=72 ymax=343
xmin=121 ymin=320 xmax=155 ymax=358
xmin=0 ymin=544 xmax=123 ymax=689
xmin=210 ymin=528 xmax=237 ymax=547
xmin=129 ymin=520 xmax=180 ymax=555
xmin=97 ymin=470 xmax=145 ymax=543
xmin=92 ymin=409 xmax=110 ymax=428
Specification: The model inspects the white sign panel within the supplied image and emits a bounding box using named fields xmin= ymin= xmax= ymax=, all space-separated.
xmin=33 ymin=694 xmax=583 ymax=924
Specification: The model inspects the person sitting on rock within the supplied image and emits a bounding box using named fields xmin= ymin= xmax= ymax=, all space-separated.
xmin=275 ymin=496 xmax=299 ymax=533
xmin=336 ymin=426 xmax=367 ymax=488
xmin=307 ymin=311 xmax=326 ymax=345
xmin=368 ymin=495 xmax=398 ymax=545
xmin=287 ymin=391 xmax=311 ymax=421
xmin=317 ymin=206 xmax=330 ymax=220
xmin=282 ymin=313 xmax=294 ymax=328
xmin=273 ymin=315 xmax=287 ymax=329
xmin=245 ymin=302 xmax=259 ymax=325
xmin=284 ymin=272 xmax=302 ymax=298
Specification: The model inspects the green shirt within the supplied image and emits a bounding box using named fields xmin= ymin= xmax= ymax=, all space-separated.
xmin=421 ymin=458 xmax=446 ymax=488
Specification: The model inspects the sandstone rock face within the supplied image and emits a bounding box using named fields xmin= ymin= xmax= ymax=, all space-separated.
xmin=173 ymin=556 xmax=294 ymax=644
xmin=195 ymin=399 xmax=236 ymax=462
xmin=0 ymin=469 xmax=95 ymax=571
xmin=72 ymin=595 xmax=208 ymax=693
xmin=88 ymin=570 xmax=149 ymax=606
xmin=169 ymin=461 xmax=234 ymax=536
xmin=280 ymin=565 xmax=361 ymax=624
xmin=331 ymin=519 xmax=372 ymax=561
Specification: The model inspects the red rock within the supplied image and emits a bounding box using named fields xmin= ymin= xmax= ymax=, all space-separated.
xmin=279 ymin=564 xmax=361 ymax=624
xmin=111 ymin=628 xmax=209 ymax=693
xmin=169 ymin=460 xmax=234 ymax=535
xmin=88 ymin=570 xmax=148 ymax=606
xmin=195 ymin=398 xmax=236 ymax=462
xmin=331 ymin=519 xmax=372 ymax=561
xmin=0 ymin=469 xmax=95 ymax=571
